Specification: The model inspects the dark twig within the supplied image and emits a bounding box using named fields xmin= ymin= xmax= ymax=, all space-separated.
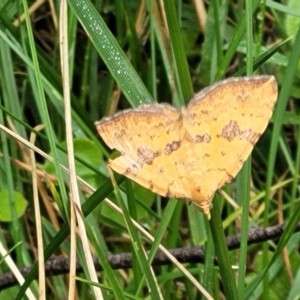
xmin=0 ymin=221 xmax=298 ymax=290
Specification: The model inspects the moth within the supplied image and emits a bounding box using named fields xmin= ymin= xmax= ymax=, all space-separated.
xmin=96 ymin=76 xmax=278 ymax=218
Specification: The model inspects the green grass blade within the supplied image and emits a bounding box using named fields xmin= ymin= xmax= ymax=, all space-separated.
xmin=111 ymin=178 xmax=162 ymax=299
xmin=163 ymin=0 xmax=194 ymax=101
xmin=67 ymin=0 xmax=153 ymax=107
xmin=209 ymin=198 xmax=238 ymax=300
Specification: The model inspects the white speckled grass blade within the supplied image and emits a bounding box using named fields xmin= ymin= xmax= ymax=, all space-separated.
xmin=68 ymin=0 xmax=153 ymax=108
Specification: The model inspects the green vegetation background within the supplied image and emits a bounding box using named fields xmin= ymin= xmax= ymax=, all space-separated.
xmin=0 ymin=0 xmax=300 ymax=299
